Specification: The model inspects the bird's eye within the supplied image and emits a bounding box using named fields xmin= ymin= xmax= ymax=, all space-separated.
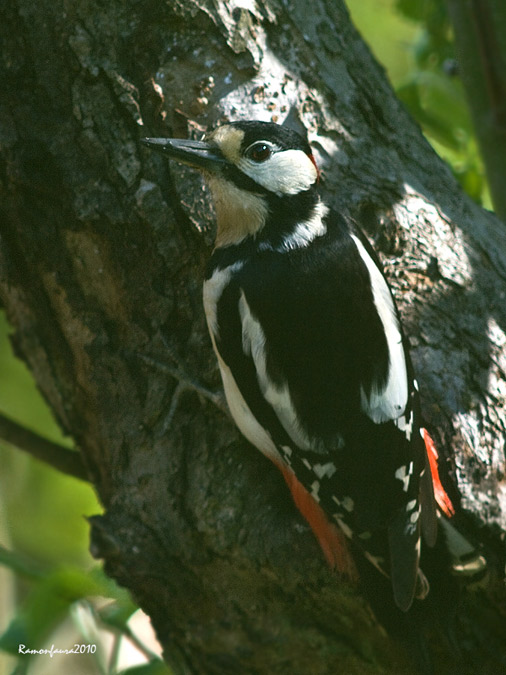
xmin=246 ymin=142 xmax=272 ymax=163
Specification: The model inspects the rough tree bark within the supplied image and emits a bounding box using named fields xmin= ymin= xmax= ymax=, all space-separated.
xmin=1 ymin=0 xmax=506 ymax=673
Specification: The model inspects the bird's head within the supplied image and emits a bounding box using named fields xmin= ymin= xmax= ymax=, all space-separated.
xmin=142 ymin=121 xmax=320 ymax=247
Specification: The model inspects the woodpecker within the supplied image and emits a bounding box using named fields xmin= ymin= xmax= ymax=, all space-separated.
xmin=142 ymin=121 xmax=479 ymax=613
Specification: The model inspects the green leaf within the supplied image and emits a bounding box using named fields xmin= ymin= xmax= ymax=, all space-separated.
xmin=397 ymin=70 xmax=472 ymax=150
xmin=0 ymin=560 xmax=130 ymax=656
xmin=10 ymin=662 xmax=29 ymax=675
xmin=98 ymin=597 xmax=138 ymax=630
xmin=86 ymin=566 xmax=134 ymax=605
xmin=395 ymin=0 xmax=431 ymax=22
xmin=0 ymin=580 xmax=71 ymax=655
xmin=117 ymin=660 xmax=172 ymax=675
xmin=457 ymin=167 xmax=485 ymax=203
xmin=0 ymin=544 xmax=46 ymax=579
xmin=416 ymin=71 xmax=471 ymax=133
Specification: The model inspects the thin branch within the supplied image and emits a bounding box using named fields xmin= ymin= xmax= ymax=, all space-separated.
xmin=0 ymin=412 xmax=89 ymax=481
xmin=137 ymin=352 xmax=229 ymax=415
xmin=0 ymin=543 xmax=46 ymax=579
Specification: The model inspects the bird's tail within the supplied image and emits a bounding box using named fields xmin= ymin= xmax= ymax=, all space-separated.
xmin=421 ymin=428 xmax=487 ymax=580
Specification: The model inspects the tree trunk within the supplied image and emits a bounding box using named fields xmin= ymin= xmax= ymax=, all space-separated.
xmin=1 ymin=1 xmax=506 ymax=673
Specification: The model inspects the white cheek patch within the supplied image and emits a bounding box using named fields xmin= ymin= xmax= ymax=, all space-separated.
xmin=238 ymin=149 xmax=318 ymax=195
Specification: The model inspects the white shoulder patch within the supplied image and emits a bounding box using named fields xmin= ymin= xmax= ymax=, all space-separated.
xmin=202 ymin=264 xmax=282 ymax=465
xmin=238 ymin=292 xmax=313 ymax=450
xmin=217 ymin=352 xmax=283 ymax=465
xmin=350 ymin=235 xmax=408 ymax=423
xmin=203 ymin=262 xmax=243 ymax=338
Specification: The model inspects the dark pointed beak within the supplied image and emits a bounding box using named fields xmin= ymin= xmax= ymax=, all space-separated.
xmin=141 ymin=137 xmax=227 ymax=172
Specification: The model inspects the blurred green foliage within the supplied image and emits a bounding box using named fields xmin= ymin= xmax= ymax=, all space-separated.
xmin=0 ymin=312 xmax=98 ymax=565
xmin=0 ymin=1 xmax=494 ymax=672
xmin=0 ymin=544 xmax=169 ymax=675
xmin=0 ymin=315 xmax=172 ymax=673
xmin=347 ymin=0 xmax=492 ymax=209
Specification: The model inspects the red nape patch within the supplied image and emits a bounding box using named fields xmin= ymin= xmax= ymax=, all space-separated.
xmin=308 ymin=153 xmax=320 ymax=183
xmin=275 ymin=462 xmax=358 ymax=581
xmin=422 ymin=428 xmax=455 ymax=518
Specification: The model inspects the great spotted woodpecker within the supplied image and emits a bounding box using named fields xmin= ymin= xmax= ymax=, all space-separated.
xmin=142 ymin=121 xmax=482 ymax=613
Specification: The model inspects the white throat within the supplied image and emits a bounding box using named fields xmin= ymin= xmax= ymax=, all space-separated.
xmin=208 ymin=175 xmax=269 ymax=248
